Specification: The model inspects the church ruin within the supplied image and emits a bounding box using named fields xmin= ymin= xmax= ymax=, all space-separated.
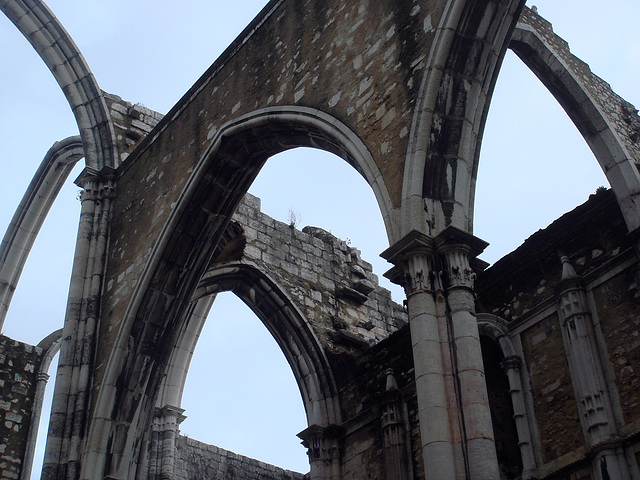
xmin=1 ymin=1 xmax=640 ymax=479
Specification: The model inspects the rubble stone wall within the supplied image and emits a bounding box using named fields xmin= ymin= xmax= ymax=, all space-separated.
xmin=0 ymin=336 xmax=42 ymax=480
xmin=230 ymin=193 xmax=407 ymax=352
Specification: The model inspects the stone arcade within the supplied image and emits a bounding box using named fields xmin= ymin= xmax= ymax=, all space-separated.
xmin=1 ymin=1 xmax=640 ymax=479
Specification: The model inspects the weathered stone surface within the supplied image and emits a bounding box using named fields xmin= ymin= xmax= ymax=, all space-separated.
xmin=174 ymin=436 xmax=305 ymax=480
xmin=3 ymin=1 xmax=640 ymax=479
xmin=0 ymin=336 xmax=42 ymax=480
xmin=477 ymin=189 xmax=640 ymax=478
xmin=221 ymin=194 xmax=407 ymax=351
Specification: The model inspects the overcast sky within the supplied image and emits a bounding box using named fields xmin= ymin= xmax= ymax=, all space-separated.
xmin=1 ymin=0 xmax=638 ymax=476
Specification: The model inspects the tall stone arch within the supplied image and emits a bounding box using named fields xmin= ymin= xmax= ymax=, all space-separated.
xmin=0 ymin=0 xmax=117 ymax=171
xmin=510 ymin=7 xmax=640 ymax=232
xmin=81 ymin=108 xmax=397 ymax=479
xmin=0 ymin=4 xmax=120 ymax=479
xmin=0 ymin=137 xmax=83 ymax=329
xmin=159 ymin=261 xmax=342 ymax=429
xmin=195 ymin=263 xmax=341 ymax=425
xmin=149 ymin=262 xmax=341 ymax=480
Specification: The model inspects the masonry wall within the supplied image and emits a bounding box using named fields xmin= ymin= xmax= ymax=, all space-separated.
xmin=477 ymin=189 xmax=640 ymax=478
xmin=329 ymin=324 xmax=422 ymax=480
xmin=519 ymin=312 xmax=583 ymax=463
xmin=230 ymin=193 xmax=407 ymax=352
xmin=0 ymin=335 xmax=42 ymax=480
xmin=592 ymin=267 xmax=640 ymax=424
xmin=174 ymin=436 xmax=305 ymax=480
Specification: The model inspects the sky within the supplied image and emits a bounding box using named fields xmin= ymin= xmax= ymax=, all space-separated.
xmin=0 ymin=0 xmax=638 ymax=476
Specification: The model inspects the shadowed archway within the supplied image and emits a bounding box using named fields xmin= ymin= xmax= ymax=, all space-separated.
xmin=82 ymin=107 xmax=387 ymax=479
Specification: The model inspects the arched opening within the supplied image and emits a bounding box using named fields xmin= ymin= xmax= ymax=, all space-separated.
xmin=481 ymin=335 xmax=522 ymax=479
xmin=86 ymin=110 xmax=399 ymax=479
xmin=180 ymin=293 xmax=308 ymax=472
xmin=171 ymin=146 xmax=403 ymax=473
xmin=475 ymin=50 xmax=608 ymax=264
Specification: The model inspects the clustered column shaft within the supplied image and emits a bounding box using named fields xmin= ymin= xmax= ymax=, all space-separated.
xmin=148 ymin=405 xmax=186 ymax=480
xmin=382 ymin=228 xmax=499 ymax=480
xmin=42 ymin=168 xmax=115 ymax=480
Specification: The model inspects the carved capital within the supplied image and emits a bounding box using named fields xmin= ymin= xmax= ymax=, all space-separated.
xmin=153 ymin=404 xmax=187 ymax=431
xmin=501 ymin=355 xmax=522 ymax=372
xmin=75 ymin=166 xmax=117 ymax=202
xmin=443 ymin=248 xmax=476 ymax=289
xmin=382 ymin=228 xmax=488 ymax=295
xmin=298 ymin=424 xmax=342 ymax=463
xmin=381 ymin=230 xmax=436 ymax=296
xmin=434 ymin=226 xmax=488 ymax=291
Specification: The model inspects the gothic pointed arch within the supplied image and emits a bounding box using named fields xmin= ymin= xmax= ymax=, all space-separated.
xmin=0 ymin=137 xmax=83 ymax=330
xmin=81 ymin=107 xmax=387 ymax=479
xmin=509 ymin=7 xmax=640 ymax=232
xmin=190 ymin=262 xmax=341 ymax=427
xmin=0 ymin=0 xmax=117 ymax=170
xmin=401 ymin=0 xmax=525 ymax=236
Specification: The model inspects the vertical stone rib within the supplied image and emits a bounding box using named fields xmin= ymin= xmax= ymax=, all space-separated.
xmin=556 ymin=256 xmax=631 ymax=479
xmin=42 ymin=170 xmax=115 ymax=480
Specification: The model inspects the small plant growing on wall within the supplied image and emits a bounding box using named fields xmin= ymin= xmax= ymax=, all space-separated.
xmin=288 ymin=208 xmax=301 ymax=228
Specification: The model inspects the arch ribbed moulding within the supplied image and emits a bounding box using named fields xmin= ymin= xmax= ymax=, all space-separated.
xmin=0 ymin=0 xmax=117 ymax=170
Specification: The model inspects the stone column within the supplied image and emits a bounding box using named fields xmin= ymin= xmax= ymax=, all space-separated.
xmin=380 ymin=369 xmax=409 ymax=480
xmin=382 ymin=230 xmax=464 ymax=479
xmin=42 ymin=167 xmax=115 ymax=480
xmin=556 ymin=256 xmax=631 ymax=480
xmin=21 ymin=371 xmax=50 ymax=480
xmin=436 ymin=229 xmax=500 ymax=480
xmin=298 ymin=424 xmax=341 ymax=480
xmin=501 ymin=356 xmax=537 ymax=479
xmin=383 ymin=228 xmax=500 ymax=480
xmin=148 ymin=405 xmax=186 ymax=480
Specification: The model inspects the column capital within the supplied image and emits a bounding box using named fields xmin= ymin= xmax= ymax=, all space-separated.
xmin=381 ymin=230 xmax=434 ymax=265
xmin=74 ymin=166 xmax=117 ymax=201
xmin=433 ymin=226 xmax=489 ymax=262
xmin=154 ymin=404 xmax=187 ymax=425
xmin=298 ymin=424 xmax=342 ymax=463
xmin=501 ymin=355 xmax=522 ymax=371
xmin=435 ymin=226 xmax=488 ymax=291
xmin=381 ymin=230 xmax=435 ymax=294
xmin=555 ymin=255 xmax=584 ymax=295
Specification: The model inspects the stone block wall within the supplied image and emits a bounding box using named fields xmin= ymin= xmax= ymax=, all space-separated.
xmin=592 ymin=267 xmax=640 ymax=423
xmin=339 ymin=327 xmax=421 ymax=480
xmin=0 ymin=335 xmax=42 ymax=480
xmin=174 ymin=436 xmax=305 ymax=480
xmin=229 ymin=193 xmax=407 ymax=352
xmin=477 ymin=189 xmax=640 ymax=478
xmin=103 ymin=92 xmax=164 ymax=165
xmin=519 ymin=312 xmax=583 ymax=462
